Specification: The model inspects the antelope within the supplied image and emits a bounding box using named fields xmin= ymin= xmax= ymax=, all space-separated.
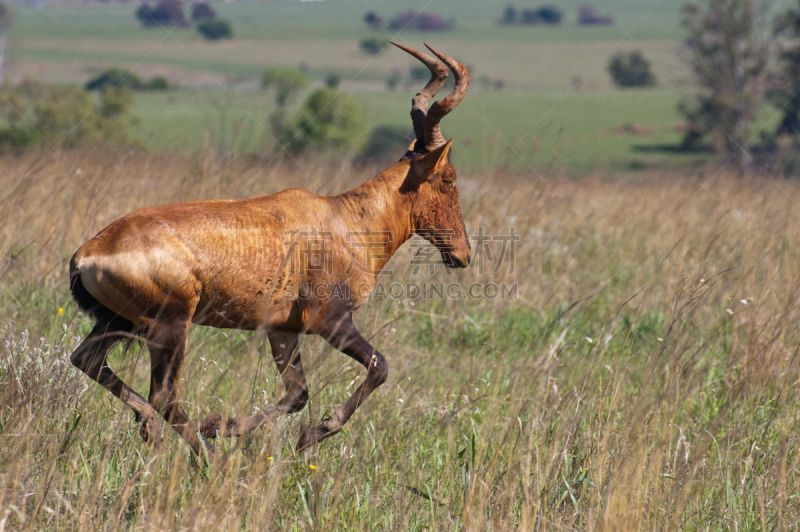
xmin=68 ymin=43 xmax=471 ymax=455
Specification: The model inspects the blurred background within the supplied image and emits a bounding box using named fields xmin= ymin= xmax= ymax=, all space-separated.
xmin=0 ymin=0 xmax=796 ymax=177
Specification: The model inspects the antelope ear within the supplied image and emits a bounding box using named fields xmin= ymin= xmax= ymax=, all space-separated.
xmin=411 ymin=138 xmax=453 ymax=183
xmin=406 ymin=139 xmax=417 ymax=153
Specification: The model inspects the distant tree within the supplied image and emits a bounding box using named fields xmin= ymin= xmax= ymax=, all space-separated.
xmin=0 ymin=1 xmax=12 ymax=86
xmin=86 ymin=67 xmax=170 ymax=91
xmin=357 ymin=124 xmax=414 ymax=165
xmin=363 ymin=10 xmax=385 ymax=30
xmin=520 ymin=9 xmax=541 ymax=24
xmin=326 ymin=73 xmax=341 ymax=88
xmin=386 ymin=70 xmax=402 ymax=90
xmin=136 ymin=0 xmax=187 ymax=27
xmin=500 ymin=5 xmax=517 ymax=24
xmin=263 ymin=67 xmax=309 ymax=140
xmin=190 ymin=2 xmax=215 ymax=22
xmin=143 ymin=76 xmax=170 ymax=90
xmin=262 ymin=68 xmax=308 ymax=106
xmin=770 ymin=2 xmax=800 ymax=137
xmin=359 ymin=36 xmax=389 ymax=55
xmin=513 ymin=5 xmax=563 ymax=26
xmin=197 ymin=18 xmax=232 ymax=40
xmin=537 ymin=6 xmax=563 ymax=25
xmin=608 ymin=51 xmax=656 ymax=88
xmin=86 ymin=67 xmax=143 ymax=91
xmin=680 ymin=0 xmax=772 ymax=172
xmin=280 ymin=87 xmax=365 ymax=156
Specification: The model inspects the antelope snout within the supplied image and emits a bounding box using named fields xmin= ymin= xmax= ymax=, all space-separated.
xmin=445 ymin=249 xmax=470 ymax=269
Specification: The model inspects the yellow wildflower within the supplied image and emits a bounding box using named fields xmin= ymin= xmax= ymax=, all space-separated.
xmin=58 ymin=307 xmax=64 ymax=316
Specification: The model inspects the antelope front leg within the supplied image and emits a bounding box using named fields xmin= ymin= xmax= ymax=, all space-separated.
xmin=297 ymin=318 xmax=388 ymax=451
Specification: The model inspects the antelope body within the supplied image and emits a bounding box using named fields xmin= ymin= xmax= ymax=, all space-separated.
xmin=68 ymin=43 xmax=471 ymax=454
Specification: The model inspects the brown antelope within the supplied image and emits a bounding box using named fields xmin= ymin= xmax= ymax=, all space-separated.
xmin=68 ymin=43 xmax=471 ymax=455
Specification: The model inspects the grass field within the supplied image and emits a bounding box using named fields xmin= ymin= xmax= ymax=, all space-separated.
xmin=2 ymin=150 xmax=800 ymax=529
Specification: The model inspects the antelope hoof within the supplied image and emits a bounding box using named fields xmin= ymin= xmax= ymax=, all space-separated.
xmin=296 ymin=422 xmax=340 ymax=451
xmin=139 ymin=413 xmax=162 ymax=447
xmin=199 ymin=414 xmax=222 ymax=439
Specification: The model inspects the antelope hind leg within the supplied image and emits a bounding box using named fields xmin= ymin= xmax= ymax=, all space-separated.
xmin=70 ymin=317 xmax=160 ymax=442
xmin=199 ymin=331 xmax=308 ymax=439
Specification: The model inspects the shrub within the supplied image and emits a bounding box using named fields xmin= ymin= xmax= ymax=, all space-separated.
xmin=190 ymin=2 xmax=215 ymax=22
xmin=536 ymin=5 xmax=563 ymax=25
xmin=608 ymin=50 xmax=656 ymax=88
xmin=280 ymin=87 xmax=365 ymax=156
xmin=363 ymin=10 xmax=385 ymax=30
xmin=500 ymin=5 xmax=517 ymax=24
xmin=262 ymin=68 xmax=308 ymax=106
xmin=135 ymin=0 xmax=187 ymax=28
xmin=0 ymin=127 xmax=37 ymax=151
xmin=359 ymin=36 xmax=389 ymax=55
xmin=197 ymin=18 xmax=232 ymax=40
xmin=0 ymin=80 xmax=136 ymax=150
xmin=357 ymin=124 xmax=414 ymax=165
xmin=143 ymin=76 xmax=169 ymax=90
xmin=386 ymin=70 xmax=402 ymax=90
xmin=326 ymin=73 xmax=341 ymax=89
xmin=505 ymin=5 xmax=562 ymax=26
xmin=86 ymin=68 xmax=169 ymax=91
xmin=85 ymin=67 xmax=142 ymax=91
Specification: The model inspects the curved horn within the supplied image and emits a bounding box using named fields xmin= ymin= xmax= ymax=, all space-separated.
xmin=391 ymin=41 xmax=448 ymax=151
xmin=422 ymin=43 xmax=471 ymax=152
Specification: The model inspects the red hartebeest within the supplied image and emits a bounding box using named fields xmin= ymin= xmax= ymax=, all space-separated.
xmin=68 ymin=43 xmax=471 ymax=455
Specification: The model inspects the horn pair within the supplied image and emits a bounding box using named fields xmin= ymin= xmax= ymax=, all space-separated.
xmin=391 ymin=42 xmax=471 ymax=154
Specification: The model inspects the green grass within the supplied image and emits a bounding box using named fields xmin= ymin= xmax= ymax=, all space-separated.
xmin=132 ymin=88 xmax=780 ymax=173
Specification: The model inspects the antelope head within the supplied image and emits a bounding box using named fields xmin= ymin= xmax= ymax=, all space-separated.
xmin=393 ymin=42 xmax=471 ymax=269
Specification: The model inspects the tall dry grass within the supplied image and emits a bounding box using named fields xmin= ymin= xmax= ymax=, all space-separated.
xmin=2 ymin=149 xmax=800 ymax=530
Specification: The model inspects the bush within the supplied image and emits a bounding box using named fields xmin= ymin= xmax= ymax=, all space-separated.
xmin=500 ymin=5 xmax=517 ymax=24
xmin=608 ymin=51 xmax=655 ymax=88
xmin=262 ymin=68 xmax=308 ymax=106
xmin=0 ymin=127 xmax=37 ymax=151
xmin=135 ymin=0 xmax=187 ymax=28
xmin=0 ymin=80 xmax=136 ymax=150
xmin=386 ymin=70 xmax=402 ymax=90
xmin=190 ymin=2 xmax=215 ymax=22
xmin=85 ymin=67 xmax=142 ymax=91
xmin=359 ymin=36 xmax=389 ymax=55
xmin=197 ymin=19 xmax=232 ymax=40
xmin=326 ymin=73 xmax=341 ymax=89
xmin=86 ymin=68 xmax=169 ymax=91
xmin=143 ymin=76 xmax=169 ymax=90
xmin=357 ymin=125 xmax=414 ymax=165
xmin=280 ymin=87 xmax=365 ymax=156
xmin=505 ymin=5 xmax=562 ymax=26
xmin=536 ymin=5 xmax=563 ymax=25
xmin=363 ymin=10 xmax=385 ymax=30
